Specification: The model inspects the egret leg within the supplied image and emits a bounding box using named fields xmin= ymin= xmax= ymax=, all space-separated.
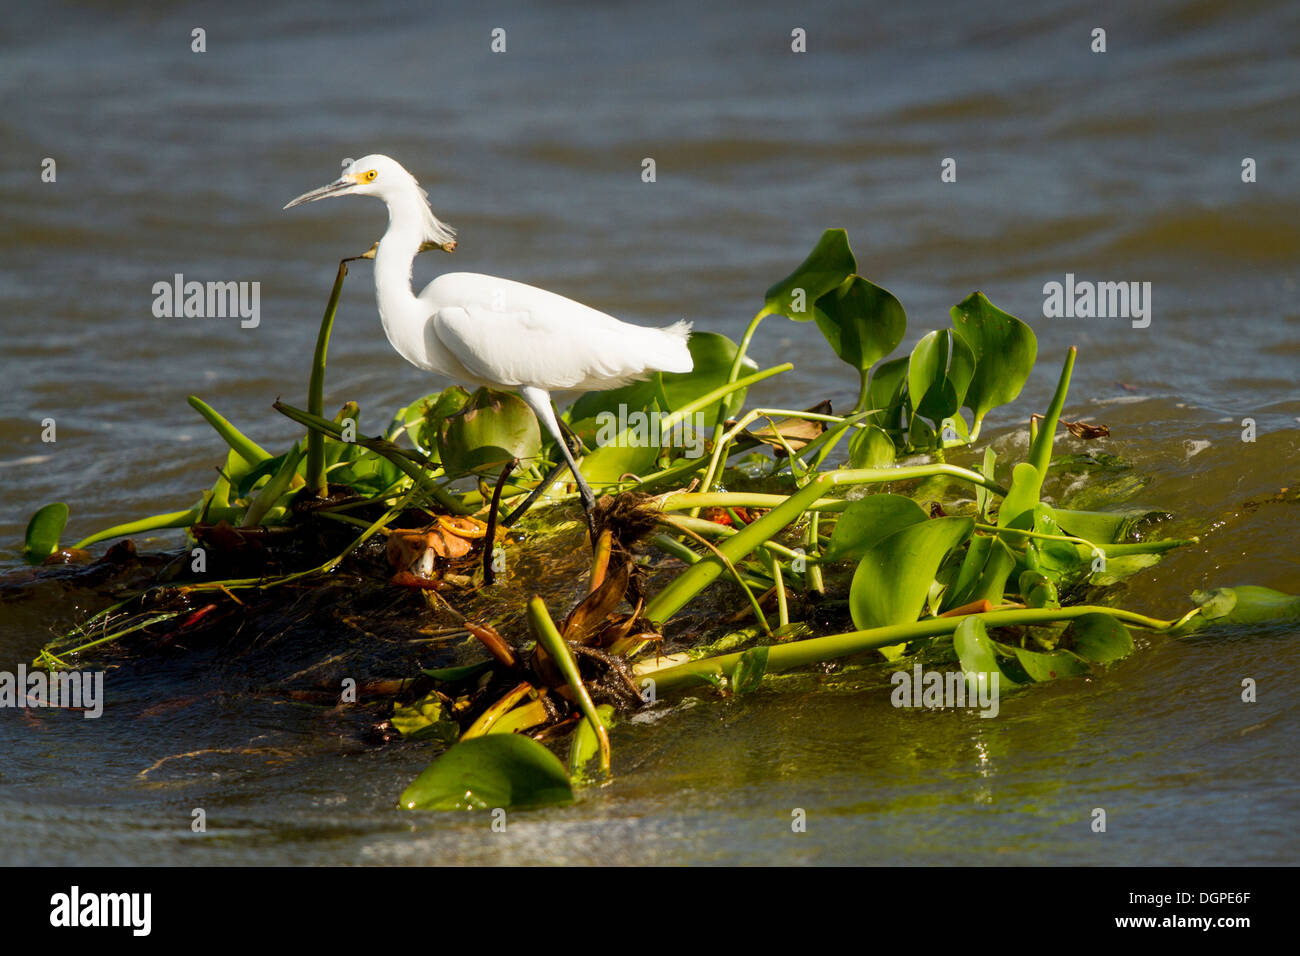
xmin=501 ymin=458 xmax=568 ymax=527
xmin=518 ymin=386 xmax=597 ymax=537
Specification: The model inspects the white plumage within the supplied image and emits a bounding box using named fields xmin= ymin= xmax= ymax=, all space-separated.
xmin=285 ymin=153 xmax=693 ymax=529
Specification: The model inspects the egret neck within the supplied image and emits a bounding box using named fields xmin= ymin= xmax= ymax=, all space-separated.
xmin=373 ymin=186 xmax=439 ymax=372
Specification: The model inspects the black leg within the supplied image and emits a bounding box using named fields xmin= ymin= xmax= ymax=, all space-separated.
xmin=502 ymin=458 xmax=568 ymax=527
xmin=515 ymin=386 xmax=597 ymax=540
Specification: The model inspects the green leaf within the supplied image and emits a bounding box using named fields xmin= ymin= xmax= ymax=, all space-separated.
xmin=730 ymin=645 xmax=770 ymax=695
xmin=331 ymin=449 xmax=403 ymax=497
xmin=938 ymin=412 xmax=971 ymax=449
xmin=1012 ymin=646 xmax=1090 ymax=681
xmin=579 ymin=398 xmax=665 ymax=485
xmin=760 ymin=228 xmax=857 ymax=323
xmin=24 ymin=503 xmax=69 ymax=565
xmin=242 ymin=443 xmax=304 ymax=527
xmin=824 ymin=494 xmax=929 ymax=562
xmin=1018 ymin=569 xmax=1060 ymax=609
xmin=949 ymin=292 xmax=1037 ymax=433
xmin=907 ymin=330 xmax=974 ymax=425
xmin=953 ymin=617 xmax=1022 ymax=690
xmin=568 ymin=704 xmax=615 ymax=778
xmin=1050 ymin=507 xmax=1168 ymax=545
xmin=1068 ymin=613 xmax=1134 ymax=663
xmin=660 ymin=332 xmax=758 ymax=424
xmin=1191 ymin=586 xmax=1300 ymax=627
xmin=864 ymin=355 xmax=909 ymax=434
xmin=273 ymin=400 xmax=473 ymax=514
xmin=422 ymin=660 xmax=494 ymax=683
xmin=437 ymin=387 xmax=543 ymax=478
xmin=946 ymin=535 xmax=1017 ymax=610
xmin=399 ymin=735 xmax=574 ymax=811
xmin=813 ymin=275 xmax=907 ymax=378
xmin=324 ymin=401 xmax=361 ymax=469
xmin=391 ymin=692 xmax=460 ymax=743
xmin=997 ymin=463 xmax=1043 ymax=532
xmin=566 ymin=380 xmax=659 ymax=447
xmin=410 ymin=386 xmax=472 ymax=458
xmin=187 ymin=395 xmax=272 ymax=467
xmin=1027 ymin=347 xmax=1077 ymax=477
xmin=975 ymin=447 xmax=997 ymax=521
xmin=849 ymin=516 xmax=975 ymax=629
xmin=234 ymin=451 xmax=289 ymax=498
xmin=848 ymin=423 xmax=896 ymax=469
xmin=907 ymin=330 xmax=947 ymax=416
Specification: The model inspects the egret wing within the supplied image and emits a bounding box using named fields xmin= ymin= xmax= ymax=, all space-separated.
xmin=432 ymin=303 xmax=658 ymax=391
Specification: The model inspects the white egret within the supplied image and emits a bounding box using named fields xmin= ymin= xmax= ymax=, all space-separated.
xmin=285 ymin=154 xmax=693 ymax=535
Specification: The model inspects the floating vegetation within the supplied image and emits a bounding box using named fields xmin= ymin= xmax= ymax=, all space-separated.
xmin=19 ymin=229 xmax=1299 ymax=810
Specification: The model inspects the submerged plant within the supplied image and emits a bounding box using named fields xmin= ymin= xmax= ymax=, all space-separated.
xmin=19 ymin=230 xmax=1297 ymax=810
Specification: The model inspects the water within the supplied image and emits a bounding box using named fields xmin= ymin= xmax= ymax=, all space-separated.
xmin=1 ymin=0 xmax=1297 ymax=864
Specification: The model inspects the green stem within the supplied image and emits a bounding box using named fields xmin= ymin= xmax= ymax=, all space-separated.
xmin=274 ymin=401 xmax=472 ymax=514
xmin=642 ymin=604 xmax=1185 ymax=693
xmin=72 ymin=505 xmax=243 ymax=549
xmin=241 ymin=444 xmax=305 ymax=527
xmin=658 ymin=364 xmax=793 ymax=433
xmin=805 ymin=510 xmax=825 ymax=594
xmin=187 ymin=396 xmax=272 ymax=467
xmin=306 ymin=259 xmax=350 ymax=498
xmin=1028 ymin=346 xmax=1077 ymax=477
xmin=528 ymin=597 xmax=610 ymax=774
xmin=853 ymin=370 xmax=871 ymax=415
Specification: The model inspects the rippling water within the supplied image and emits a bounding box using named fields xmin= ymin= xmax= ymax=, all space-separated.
xmin=1 ymin=0 xmax=1297 ymax=864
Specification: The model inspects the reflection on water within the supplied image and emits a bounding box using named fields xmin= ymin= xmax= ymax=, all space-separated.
xmin=0 ymin=0 xmax=1297 ymax=864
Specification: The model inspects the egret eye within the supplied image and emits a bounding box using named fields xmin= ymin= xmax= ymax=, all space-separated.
xmin=364 ymin=169 xmax=378 ymax=182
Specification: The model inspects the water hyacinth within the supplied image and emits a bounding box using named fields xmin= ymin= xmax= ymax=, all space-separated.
xmin=19 ymin=229 xmax=1296 ymax=808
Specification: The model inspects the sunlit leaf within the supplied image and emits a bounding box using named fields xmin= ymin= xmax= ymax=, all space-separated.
xmin=946 ymin=535 xmax=1017 ymax=610
xmin=824 ymin=494 xmax=928 ymax=562
xmin=953 ymin=617 xmax=1022 ymax=689
xmin=848 ymin=423 xmax=896 ymax=469
xmin=1191 ymin=586 xmax=1300 ymax=627
xmin=399 ymin=734 xmax=574 ymax=811
xmin=1018 ymin=569 xmax=1060 ymax=608
xmin=812 ymin=275 xmax=907 ymax=383
xmin=410 ymin=386 xmax=471 ymax=458
xmin=437 ymin=387 xmax=543 ymax=478
xmin=760 ymin=228 xmax=857 ymax=323
xmin=849 ymin=516 xmax=975 ymax=629
xmin=950 ymin=292 xmax=1037 ymax=433
xmin=24 ymin=503 xmax=69 ymax=565
xmin=391 ymin=692 xmax=459 ymax=743
xmin=422 ymin=661 xmax=494 ymax=683
xmin=908 ymin=330 xmax=974 ymax=424
xmin=187 ymin=395 xmax=272 ymax=468
xmin=1068 ymin=613 xmax=1134 ymax=663
xmin=579 ymin=399 xmax=665 ymax=485
xmin=730 ymin=645 xmax=769 ymax=695
xmin=661 ymin=332 xmax=758 ymax=424
xmin=997 ymin=462 xmax=1043 ymax=532
xmin=974 ymin=447 xmax=997 ymax=521
xmin=864 ymin=355 xmax=909 ymax=434
xmin=569 ymin=704 xmax=615 ymax=778
xmin=1012 ymin=646 xmax=1089 ymax=681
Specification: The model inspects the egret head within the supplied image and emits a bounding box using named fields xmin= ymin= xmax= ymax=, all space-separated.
xmin=284 ymin=154 xmax=457 ymax=249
